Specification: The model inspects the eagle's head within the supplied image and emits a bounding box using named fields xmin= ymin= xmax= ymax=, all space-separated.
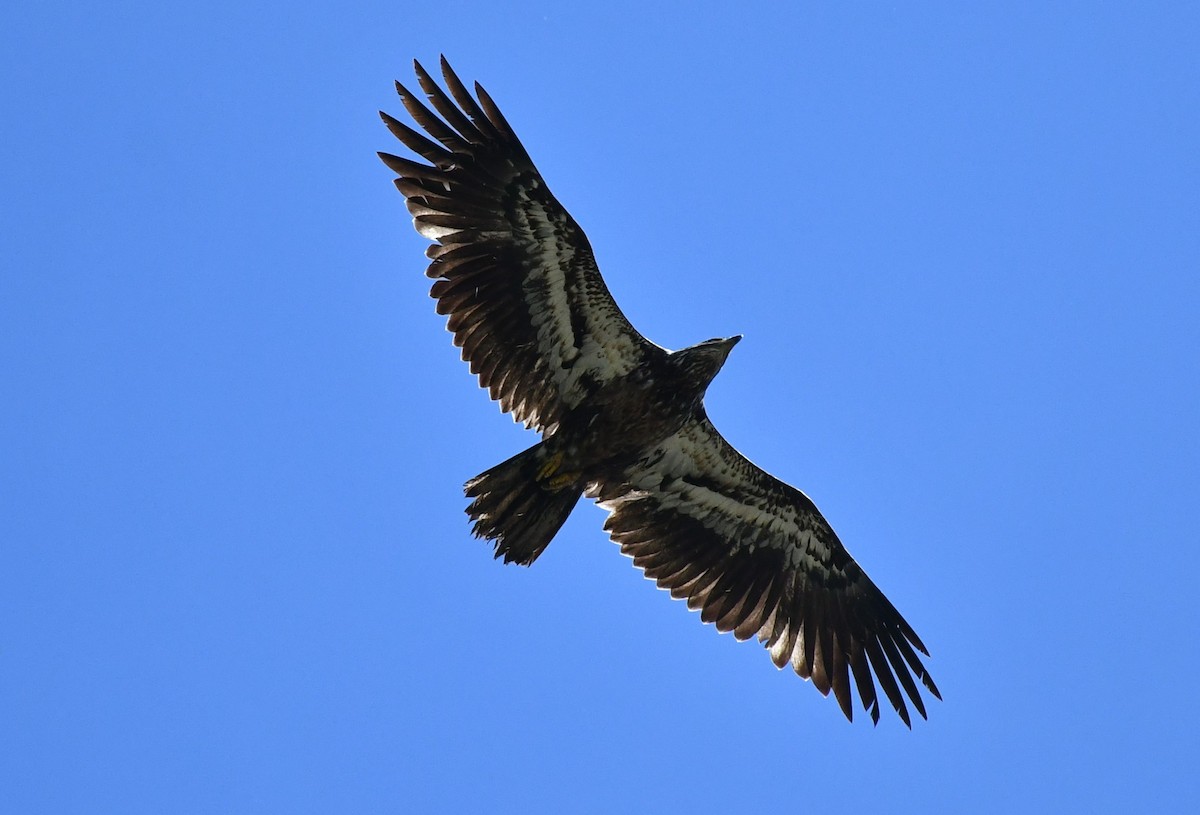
xmin=672 ymin=335 xmax=742 ymax=395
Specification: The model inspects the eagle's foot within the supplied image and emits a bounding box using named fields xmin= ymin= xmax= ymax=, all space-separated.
xmin=536 ymin=450 xmax=564 ymax=482
xmin=536 ymin=450 xmax=580 ymax=491
xmin=546 ymin=471 xmax=581 ymax=491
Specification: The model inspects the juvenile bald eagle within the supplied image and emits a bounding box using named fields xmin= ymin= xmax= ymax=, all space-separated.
xmin=379 ymin=58 xmax=940 ymax=725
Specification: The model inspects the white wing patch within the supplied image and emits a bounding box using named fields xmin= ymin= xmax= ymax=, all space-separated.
xmin=601 ymin=418 xmax=838 ymax=572
xmin=510 ymin=177 xmax=642 ymax=407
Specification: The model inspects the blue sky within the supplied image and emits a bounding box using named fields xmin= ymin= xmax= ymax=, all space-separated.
xmin=3 ymin=1 xmax=1199 ymax=812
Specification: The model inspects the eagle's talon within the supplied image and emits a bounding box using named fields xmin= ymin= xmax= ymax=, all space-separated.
xmin=547 ymin=471 xmax=580 ymax=491
xmin=536 ymin=450 xmax=564 ymax=482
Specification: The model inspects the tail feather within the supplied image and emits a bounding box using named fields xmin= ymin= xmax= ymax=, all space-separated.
xmin=464 ymin=443 xmax=581 ymax=565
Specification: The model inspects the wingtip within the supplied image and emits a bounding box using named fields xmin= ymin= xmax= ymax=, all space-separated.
xmin=413 ymin=59 xmax=434 ymax=86
xmin=837 ymin=695 xmax=854 ymax=723
xmin=438 ymin=54 xmax=463 ymax=88
xmin=376 ymin=151 xmax=406 ymax=175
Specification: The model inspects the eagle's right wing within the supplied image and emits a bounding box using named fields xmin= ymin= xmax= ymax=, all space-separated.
xmin=594 ymin=412 xmax=940 ymax=726
xmin=379 ymin=58 xmax=664 ymax=434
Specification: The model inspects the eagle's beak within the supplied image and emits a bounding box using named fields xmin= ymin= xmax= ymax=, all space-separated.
xmin=719 ymin=335 xmax=742 ymax=363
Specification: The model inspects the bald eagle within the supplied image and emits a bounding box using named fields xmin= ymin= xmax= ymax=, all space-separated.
xmin=379 ymin=58 xmax=940 ymax=725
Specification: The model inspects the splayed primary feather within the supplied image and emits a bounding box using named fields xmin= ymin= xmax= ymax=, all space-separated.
xmin=379 ymin=57 xmax=939 ymax=726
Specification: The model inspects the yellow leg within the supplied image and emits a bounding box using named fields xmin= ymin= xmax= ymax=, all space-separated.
xmin=536 ymin=450 xmax=564 ymax=481
xmin=546 ymin=471 xmax=580 ymax=491
xmin=536 ymin=450 xmax=580 ymax=490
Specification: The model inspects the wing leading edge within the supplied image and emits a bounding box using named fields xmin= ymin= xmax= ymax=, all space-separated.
xmin=595 ymin=414 xmax=940 ymax=725
xmin=379 ymin=58 xmax=662 ymax=434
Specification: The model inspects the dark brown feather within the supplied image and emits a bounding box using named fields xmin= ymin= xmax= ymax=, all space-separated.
xmin=412 ymin=60 xmax=487 ymax=146
xmin=865 ymin=637 xmax=911 ymax=728
xmin=848 ymin=642 xmax=880 ymax=722
xmin=437 ymin=56 xmax=508 ymax=145
xmin=595 ymin=413 xmax=937 ymax=725
xmin=381 ymin=60 xmax=661 ymax=434
xmin=382 ymin=59 xmax=937 ymax=726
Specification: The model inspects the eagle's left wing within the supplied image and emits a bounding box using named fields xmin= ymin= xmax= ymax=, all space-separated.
xmin=593 ymin=413 xmax=940 ymax=726
xmin=378 ymin=58 xmax=663 ymax=434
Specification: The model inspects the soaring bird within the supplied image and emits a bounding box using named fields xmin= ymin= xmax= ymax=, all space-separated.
xmin=379 ymin=58 xmax=940 ymax=725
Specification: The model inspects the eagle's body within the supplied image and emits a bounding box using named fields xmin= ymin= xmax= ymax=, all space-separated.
xmin=380 ymin=58 xmax=940 ymax=726
xmin=545 ymin=337 xmax=739 ymax=486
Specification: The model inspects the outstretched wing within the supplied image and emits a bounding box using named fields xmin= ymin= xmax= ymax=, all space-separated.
xmin=593 ymin=413 xmax=940 ymax=726
xmin=379 ymin=58 xmax=663 ymax=433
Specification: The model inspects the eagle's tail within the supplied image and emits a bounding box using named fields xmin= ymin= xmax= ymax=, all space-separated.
xmin=464 ymin=443 xmax=582 ymax=566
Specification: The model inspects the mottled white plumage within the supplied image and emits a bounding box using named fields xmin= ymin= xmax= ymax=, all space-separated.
xmin=380 ymin=57 xmax=939 ymax=725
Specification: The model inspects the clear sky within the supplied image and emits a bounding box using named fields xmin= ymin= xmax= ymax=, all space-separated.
xmin=3 ymin=2 xmax=1198 ymax=812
